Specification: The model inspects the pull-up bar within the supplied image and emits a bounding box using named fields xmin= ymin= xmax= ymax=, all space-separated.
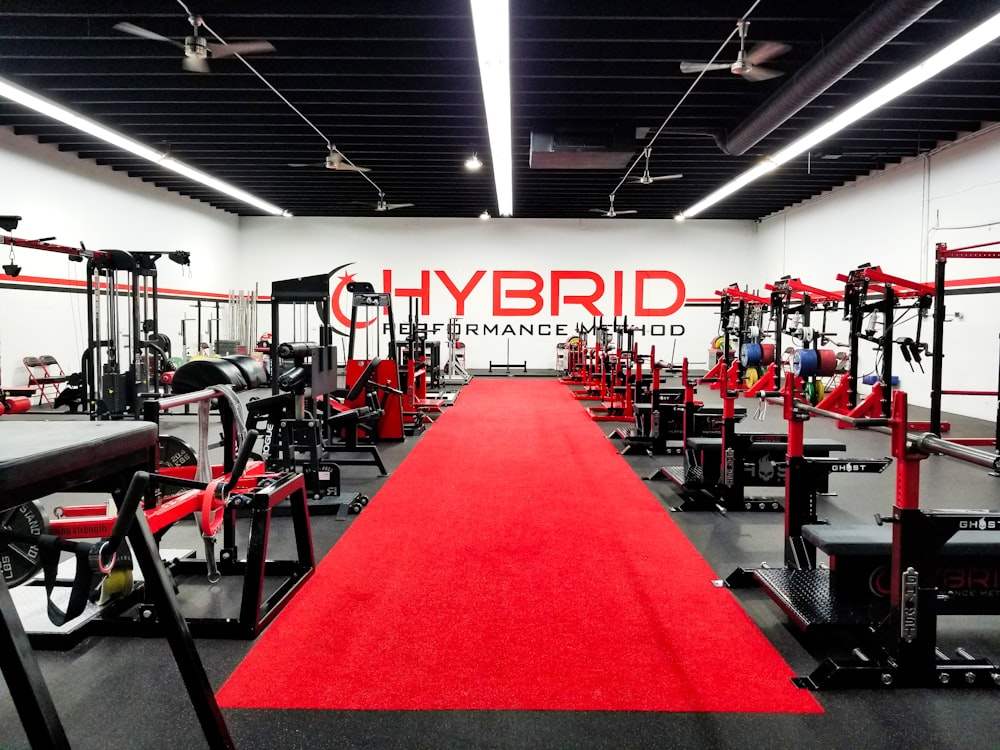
xmin=936 ymin=239 xmax=1000 ymax=260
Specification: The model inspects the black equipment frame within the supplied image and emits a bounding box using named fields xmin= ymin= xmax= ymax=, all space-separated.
xmin=736 ymin=380 xmax=1000 ymax=690
xmin=929 ymin=241 xmax=1000 ymax=442
xmin=0 ymin=423 xmax=233 ymax=748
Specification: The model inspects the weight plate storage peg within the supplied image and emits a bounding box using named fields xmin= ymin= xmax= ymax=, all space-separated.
xmin=1 ymin=501 xmax=49 ymax=587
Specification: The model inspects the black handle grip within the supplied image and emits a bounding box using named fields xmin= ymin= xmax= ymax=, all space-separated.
xmin=853 ymin=418 xmax=890 ymax=428
xmin=224 ymin=430 xmax=259 ymax=494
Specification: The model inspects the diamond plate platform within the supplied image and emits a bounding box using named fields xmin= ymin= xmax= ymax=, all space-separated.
xmin=647 ymin=464 xmax=686 ymax=484
xmin=753 ymin=568 xmax=888 ymax=631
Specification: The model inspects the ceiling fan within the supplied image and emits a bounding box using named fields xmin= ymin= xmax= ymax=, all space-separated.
xmin=680 ymin=20 xmax=790 ymax=82
xmin=288 ymin=146 xmax=371 ymax=173
xmin=589 ymin=195 xmax=637 ymax=218
xmin=114 ymin=15 xmax=275 ymax=73
xmin=628 ymin=147 xmax=682 ymax=184
xmin=354 ymin=193 xmax=414 ymax=212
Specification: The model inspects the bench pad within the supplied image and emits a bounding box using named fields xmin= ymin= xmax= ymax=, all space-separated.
xmin=803 ymin=523 xmax=1000 ymax=557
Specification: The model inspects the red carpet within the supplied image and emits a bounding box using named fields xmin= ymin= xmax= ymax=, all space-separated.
xmin=218 ymin=379 xmax=821 ymax=713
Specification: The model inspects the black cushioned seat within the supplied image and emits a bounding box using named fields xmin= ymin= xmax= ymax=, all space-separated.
xmin=803 ymin=523 xmax=1000 ymax=557
xmin=171 ymin=358 xmax=248 ymax=394
xmin=0 ymin=421 xmax=156 ymax=506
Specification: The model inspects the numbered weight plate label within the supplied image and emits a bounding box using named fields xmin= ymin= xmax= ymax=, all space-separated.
xmin=1 ymin=501 xmax=49 ymax=587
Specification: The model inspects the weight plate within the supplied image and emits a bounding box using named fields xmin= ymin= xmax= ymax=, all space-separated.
xmin=1 ymin=501 xmax=49 ymax=587
xmin=817 ymin=349 xmax=838 ymax=377
xmin=157 ymin=434 xmax=198 ymax=498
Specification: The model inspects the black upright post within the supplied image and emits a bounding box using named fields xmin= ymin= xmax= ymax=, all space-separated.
xmin=271 ymin=295 xmax=280 ymax=395
xmin=995 ymin=333 xmax=1000 ymax=451
xmin=127 ymin=512 xmax=235 ymax=749
xmin=880 ymin=287 xmax=895 ymax=418
xmin=0 ymin=577 xmax=71 ymax=749
xmin=771 ymin=291 xmax=784 ymax=389
xmin=929 ymin=250 xmax=947 ymax=436
xmin=847 ymin=293 xmax=862 ymax=410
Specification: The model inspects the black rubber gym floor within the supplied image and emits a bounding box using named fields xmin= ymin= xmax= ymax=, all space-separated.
xmin=3 ymin=380 xmax=1000 ymax=749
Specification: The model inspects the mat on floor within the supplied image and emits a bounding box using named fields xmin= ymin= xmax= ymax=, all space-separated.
xmin=218 ymin=378 xmax=820 ymax=713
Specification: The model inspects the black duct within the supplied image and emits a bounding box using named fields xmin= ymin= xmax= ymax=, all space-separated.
xmin=722 ymin=0 xmax=943 ymax=156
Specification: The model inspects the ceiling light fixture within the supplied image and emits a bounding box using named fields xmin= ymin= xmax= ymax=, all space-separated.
xmin=0 ymin=74 xmax=289 ymax=217
xmin=676 ymin=8 xmax=1000 ymax=220
xmin=465 ymin=153 xmax=483 ymax=171
xmin=470 ymin=0 xmax=513 ymax=217
xmin=479 ymin=210 xmax=491 ymax=220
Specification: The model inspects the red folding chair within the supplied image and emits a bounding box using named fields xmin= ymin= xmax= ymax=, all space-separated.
xmin=23 ymin=355 xmax=69 ymax=407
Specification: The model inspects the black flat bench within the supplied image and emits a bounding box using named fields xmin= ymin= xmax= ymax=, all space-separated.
xmin=802 ymin=523 xmax=1000 ymax=615
xmin=803 ymin=523 xmax=1000 ymax=557
xmin=0 ymin=421 xmax=157 ymax=505
xmin=0 ymin=420 xmax=233 ymax=748
xmin=686 ymin=436 xmax=846 ymax=453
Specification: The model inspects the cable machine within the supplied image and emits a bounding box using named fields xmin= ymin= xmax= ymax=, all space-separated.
xmin=0 ymin=233 xmax=188 ymax=419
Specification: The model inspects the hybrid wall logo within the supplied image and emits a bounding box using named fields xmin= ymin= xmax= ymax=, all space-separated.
xmin=330 ymin=264 xmax=688 ymax=338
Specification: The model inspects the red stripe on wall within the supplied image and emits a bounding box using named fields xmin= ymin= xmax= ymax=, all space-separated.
xmin=0 ymin=274 xmax=270 ymax=301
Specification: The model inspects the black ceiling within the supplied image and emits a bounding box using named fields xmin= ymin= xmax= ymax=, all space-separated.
xmin=1 ymin=1 xmax=999 ymax=220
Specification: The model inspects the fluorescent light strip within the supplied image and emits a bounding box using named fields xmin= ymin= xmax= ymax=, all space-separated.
xmin=470 ymin=0 xmax=513 ymax=217
xmin=676 ymin=9 xmax=1000 ymax=220
xmin=0 ymin=75 xmax=289 ymax=217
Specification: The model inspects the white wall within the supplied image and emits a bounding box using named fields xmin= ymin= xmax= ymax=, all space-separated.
xmin=758 ymin=125 xmax=1000 ymax=417
xmin=238 ymin=216 xmax=758 ymax=369
xmin=7 ymin=119 xmax=1000 ymax=415
xmin=0 ymin=127 xmax=241 ymax=387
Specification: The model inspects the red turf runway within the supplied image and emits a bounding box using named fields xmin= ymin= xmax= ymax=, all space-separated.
xmin=218 ymin=378 xmax=821 ymax=713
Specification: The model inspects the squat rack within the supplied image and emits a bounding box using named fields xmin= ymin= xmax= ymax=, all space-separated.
xmin=930 ymin=240 xmax=1000 ymax=444
xmin=837 ymin=264 xmax=934 ymax=421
